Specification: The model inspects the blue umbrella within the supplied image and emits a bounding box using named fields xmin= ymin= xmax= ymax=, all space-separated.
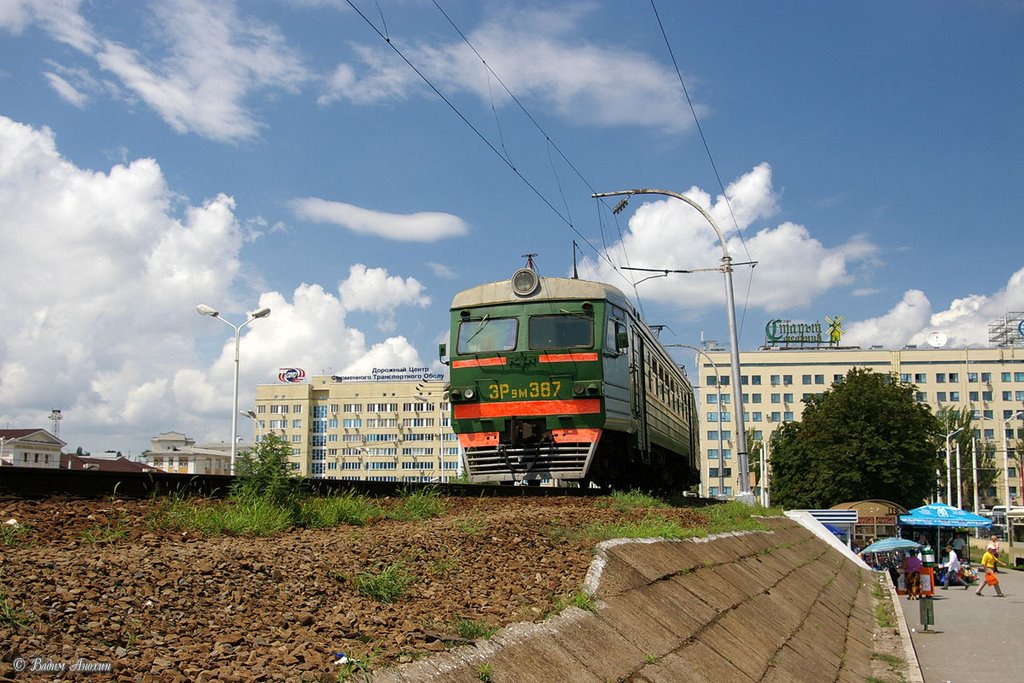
xmin=861 ymin=537 xmax=922 ymax=554
xmin=823 ymin=523 xmax=847 ymax=538
xmin=899 ymin=503 xmax=992 ymax=528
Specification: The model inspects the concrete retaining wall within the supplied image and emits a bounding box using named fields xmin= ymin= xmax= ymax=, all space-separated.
xmin=370 ymin=516 xmax=879 ymax=682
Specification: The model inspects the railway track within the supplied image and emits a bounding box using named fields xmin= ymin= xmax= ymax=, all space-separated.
xmin=0 ymin=465 xmax=626 ymax=500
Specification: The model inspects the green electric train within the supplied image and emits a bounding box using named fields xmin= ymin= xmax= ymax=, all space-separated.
xmin=441 ymin=267 xmax=700 ymax=490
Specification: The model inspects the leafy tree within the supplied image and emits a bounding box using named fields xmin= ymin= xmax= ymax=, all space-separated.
xmin=231 ymin=433 xmax=299 ymax=506
xmin=770 ymin=368 xmax=943 ymax=509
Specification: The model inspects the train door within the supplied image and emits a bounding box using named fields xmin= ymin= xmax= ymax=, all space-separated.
xmin=630 ymin=322 xmax=651 ymax=464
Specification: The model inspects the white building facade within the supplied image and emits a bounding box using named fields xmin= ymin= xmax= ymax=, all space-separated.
xmin=252 ymin=367 xmax=460 ymax=482
xmin=697 ymin=332 xmax=1024 ymax=503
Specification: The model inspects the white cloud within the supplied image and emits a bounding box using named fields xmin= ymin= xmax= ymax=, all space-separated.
xmin=0 ymin=0 xmax=98 ymax=52
xmin=339 ymin=264 xmax=431 ymax=332
xmin=579 ymin=163 xmax=877 ymax=312
xmin=845 ymin=266 xmax=1024 ymax=349
xmin=42 ymin=71 xmax=87 ymax=107
xmin=0 ymin=115 xmax=425 ymax=452
xmin=426 ymin=261 xmax=457 ymax=279
xmin=3 ymin=0 xmax=309 ymax=142
xmin=321 ymin=5 xmax=694 ymax=131
xmin=291 ymin=197 xmax=468 ymax=242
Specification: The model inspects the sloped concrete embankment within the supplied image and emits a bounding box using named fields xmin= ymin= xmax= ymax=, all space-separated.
xmin=370 ymin=517 xmax=876 ymax=682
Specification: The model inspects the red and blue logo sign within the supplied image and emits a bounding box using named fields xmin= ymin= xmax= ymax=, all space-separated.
xmin=278 ymin=368 xmax=306 ymax=383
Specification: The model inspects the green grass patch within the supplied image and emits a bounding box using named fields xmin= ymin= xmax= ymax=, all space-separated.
xmin=475 ymin=663 xmax=493 ymax=682
xmin=80 ymin=521 xmax=128 ymax=544
xmin=602 ymin=489 xmax=669 ymax=511
xmin=298 ymin=491 xmax=383 ymax=528
xmin=702 ymin=501 xmax=781 ymax=533
xmin=584 ymin=513 xmax=703 ymax=541
xmin=386 ymin=490 xmax=446 ymax=521
xmin=356 ymin=563 xmax=411 ymax=603
xmin=552 ymin=589 xmax=596 ymax=614
xmin=1 ymin=522 xmax=29 ymax=547
xmin=452 ymin=515 xmax=486 ymax=535
xmin=155 ymin=497 xmax=294 ymax=536
xmin=454 ymin=618 xmax=498 ymax=640
xmin=0 ymin=593 xmax=31 ymax=629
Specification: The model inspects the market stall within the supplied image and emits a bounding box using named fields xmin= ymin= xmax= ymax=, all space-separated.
xmin=898 ymin=503 xmax=991 ymax=584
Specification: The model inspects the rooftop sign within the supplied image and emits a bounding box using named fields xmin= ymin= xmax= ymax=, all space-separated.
xmin=331 ymin=367 xmax=445 ymax=383
xmin=765 ymin=316 xmax=844 ymax=348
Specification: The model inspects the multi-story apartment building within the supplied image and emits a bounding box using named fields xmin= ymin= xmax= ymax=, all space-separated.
xmin=251 ymin=367 xmax=460 ymax=482
xmin=696 ymin=320 xmax=1024 ymax=504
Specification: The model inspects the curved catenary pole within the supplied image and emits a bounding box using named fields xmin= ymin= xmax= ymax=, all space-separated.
xmin=593 ymin=188 xmax=751 ymax=501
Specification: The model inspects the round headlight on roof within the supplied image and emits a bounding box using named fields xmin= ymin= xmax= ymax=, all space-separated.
xmin=511 ymin=268 xmax=540 ymax=297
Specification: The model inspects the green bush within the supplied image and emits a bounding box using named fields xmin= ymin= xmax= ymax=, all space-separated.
xmin=231 ymin=433 xmax=301 ymax=507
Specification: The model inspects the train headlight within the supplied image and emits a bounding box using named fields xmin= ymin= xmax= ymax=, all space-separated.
xmin=464 ymin=387 xmax=477 ymax=400
xmin=573 ymin=382 xmax=585 ymax=396
xmin=511 ymin=268 xmax=540 ymax=297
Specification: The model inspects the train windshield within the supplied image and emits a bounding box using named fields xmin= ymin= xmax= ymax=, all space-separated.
xmin=528 ymin=314 xmax=594 ymax=350
xmin=457 ymin=316 xmax=518 ymax=354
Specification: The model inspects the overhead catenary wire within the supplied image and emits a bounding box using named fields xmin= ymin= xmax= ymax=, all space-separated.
xmin=344 ymin=0 xmax=645 ymax=298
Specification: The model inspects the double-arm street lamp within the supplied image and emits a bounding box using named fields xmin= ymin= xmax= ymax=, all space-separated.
xmin=593 ymin=187 xmax=752 ymax=501
xmin=196 ymin=304 xmax=271 ymax=475
xmin=1001 ymin=409 xmax=1023 ymax=547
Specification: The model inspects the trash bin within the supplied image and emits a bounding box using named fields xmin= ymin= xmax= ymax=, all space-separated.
xmin=919 ymin=595 xmax=935 ymax=630
xmin=922 ymin=546 xmax=935 ymax=565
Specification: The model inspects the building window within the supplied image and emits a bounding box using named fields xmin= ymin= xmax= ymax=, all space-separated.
xmin=783 ymin=412 xmax=794 ymax=421
xmin=937 ymin=392 xmax=947 ymax=402
xmin=915 ymin=373 xmax=927 ymax=383
xmin=783 ymin=393 xmax=793 ymax=403
xmin=294 ymin=405 xmax=303 ymax=414
xmin=949 ymin=373 xmax=959 ymax=383
xmin=751 ymin=394 xmax=762 ymax=403
xmin=707 ymin=412 xmax=719 ymax=422
xmin=983 ymin=391 xmax=993 ymax=401
xmin=752 ymin=412 xmax=762 ymax=422
xmin=770 ymin=375 xmax=780 ymax=386
xmin=949 ymin=391 xmax=960 ymax=402
xmin=981 ymin=372 xmax=991 ymax=382
xmin=936 ymin=373 xmax=946 ymax=383
xmin=707 ymin=394 xmax=718 ymax=404
xmin=709 ymin=467 xmax=719 ymax=477
xmin=708 ymin=449 xmax=719 ymax=460
xmin=969 ymin=391 xmax=979 ymax=401
xmin=1017 ymin=373 xmax=1024 ymax=382
xmin=968 ymin=372 xmax=978 ymax=382
xmin=1002 ymin=372 xmax=1012 ymax=382
xmin=343 ymin=403 xmax=362 ymax=413
xmin=899 ymin=373 xmax=912 ymax=383
xmin=751 ymin=375 xmax=762 ymax=385
xmin=771 ymin=393 xmax=781 ymax=404
xmin=802 ymin=375 xmax=812 ymax=385
xmin=916 ymin=392 xmax=927 ymax=402
xmin=771 ymin=412 xmax=781 ymax=422
xmin=783 ymin=375 xmax=793 ymax=385
xmin=815 ymin=374 xmax=825 ymax=385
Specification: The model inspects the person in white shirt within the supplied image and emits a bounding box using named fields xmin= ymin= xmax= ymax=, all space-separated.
xmin=942 ymin=543 xmax=964 ymax=589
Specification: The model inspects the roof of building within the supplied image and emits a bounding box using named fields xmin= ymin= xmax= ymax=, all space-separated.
xmin=61 ymin=453 xmax=163 ymax=473
xmin=0 ymin=428 xmax=67 ymax=448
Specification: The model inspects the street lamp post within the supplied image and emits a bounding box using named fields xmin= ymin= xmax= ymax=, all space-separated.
xmin=1001 ymin=410 xmax=1023 ymax=547
xmin=945 ymin=427 xmax=963 ymax=505
xmin=665 ymin=343 xmax=725 ymax=499
xmin=593 ymin=188 xmax=751 ymax=501
xmin=196 ymin=304 xmax=271 ymax=475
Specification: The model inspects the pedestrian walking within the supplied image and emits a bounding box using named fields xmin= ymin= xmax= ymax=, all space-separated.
xmin=942 ymin=544 xmax=965 ymax=589
xmin=976 ymin=548 xmax=1007 ymax=597
xmin=903 ymin=548 xmax=923 ymax=600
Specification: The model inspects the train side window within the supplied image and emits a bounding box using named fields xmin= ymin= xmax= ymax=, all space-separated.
xmin=457 ymin=317 xmax=518 ymax=354
xmin=605 ymin=318 xmax=627 ymax=355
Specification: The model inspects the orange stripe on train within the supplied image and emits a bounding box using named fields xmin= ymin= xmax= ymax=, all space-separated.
xmin=538 ymin=352 xmax=598 ymax=363
xmin=452 ymin=357 xmax=508 ymax=368
xmin=454 ymin=399 xmax=601 ymax=419
xmin=458 ymin=432 xmax=499 ymax=448
xmin=551 ymin=428 xmax=601 ymax=443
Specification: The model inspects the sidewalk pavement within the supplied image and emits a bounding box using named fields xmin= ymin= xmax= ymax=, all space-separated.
xmin=898 ymin=566 xmax=1023 ymax=683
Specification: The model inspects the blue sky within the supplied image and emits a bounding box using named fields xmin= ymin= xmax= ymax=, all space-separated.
xmin=2 ymin=0 xmax=1022 ymax=455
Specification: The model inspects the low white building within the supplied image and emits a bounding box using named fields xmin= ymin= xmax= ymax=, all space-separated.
xmin=142 ymin=431 xmax=249 ymax=476
xmin=0 ymin=429 xmax=66 ymax=469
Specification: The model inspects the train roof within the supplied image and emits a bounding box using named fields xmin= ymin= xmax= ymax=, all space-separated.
xmin=451 ymin=276 xmax=633 ymax=312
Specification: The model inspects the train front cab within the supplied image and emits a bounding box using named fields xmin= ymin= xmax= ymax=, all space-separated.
xmin=446 ymin=282 xmax=617 ymax=484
